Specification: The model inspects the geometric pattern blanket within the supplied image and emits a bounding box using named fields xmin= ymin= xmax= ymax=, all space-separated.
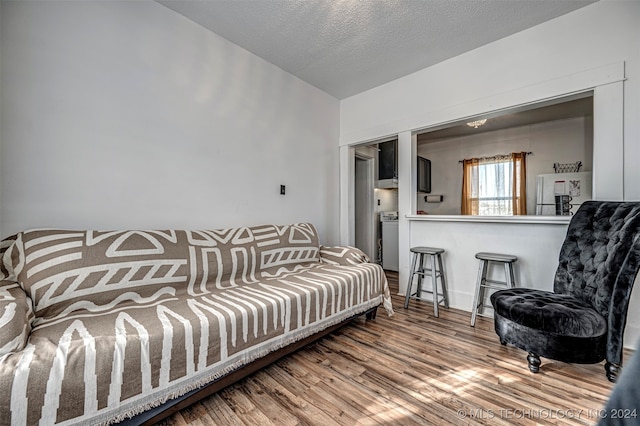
xmin=0 ymin=223 xmax=393 ymax=425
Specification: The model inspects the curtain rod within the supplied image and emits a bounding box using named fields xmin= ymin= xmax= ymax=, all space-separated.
xmin=458 ymin=151 xmax=532 ymax=164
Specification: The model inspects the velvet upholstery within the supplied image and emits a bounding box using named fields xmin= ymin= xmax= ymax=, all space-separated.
xmin=490 ymin=201 xmax=640 ymax=381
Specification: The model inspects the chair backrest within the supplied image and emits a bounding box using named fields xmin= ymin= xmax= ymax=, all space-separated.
xmin=554 ymin=201 xmax=640 ymax=319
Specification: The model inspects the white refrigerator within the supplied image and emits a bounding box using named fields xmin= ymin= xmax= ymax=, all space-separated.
xmin=535 ymin=172 xmax=592 ymax=215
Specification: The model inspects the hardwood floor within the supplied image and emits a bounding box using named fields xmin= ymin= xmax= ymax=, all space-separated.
xmin=158 ymin=272 xmax=626 ymax=425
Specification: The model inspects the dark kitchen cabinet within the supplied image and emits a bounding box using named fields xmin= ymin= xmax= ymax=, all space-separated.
xmin=378 ymin=140 xmax=397 ymax=188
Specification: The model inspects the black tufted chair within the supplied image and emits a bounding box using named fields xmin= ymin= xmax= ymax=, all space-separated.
xmin=490 ymin=201 xmax=640 ymax=382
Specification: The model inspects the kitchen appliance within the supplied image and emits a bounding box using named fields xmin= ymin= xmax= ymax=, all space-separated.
xmin=379 ymin=211 xmax=398 ymax=221
xmin=380 ymin=211 xmax=399 ymax=271
xmin=535 ymin=171 xmax=592 ymax=215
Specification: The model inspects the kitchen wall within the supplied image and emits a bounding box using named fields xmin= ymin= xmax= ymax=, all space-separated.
xmin=376 ymin=188 xmax=398 ymax=215
xmin=416 ymin=116 xmax=593 ymax=215
xmin=0 ymin=1 xmax=340 ymax=243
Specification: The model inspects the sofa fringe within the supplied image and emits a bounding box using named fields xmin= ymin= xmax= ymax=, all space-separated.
xmin=383 ymin=296 xmax=394 ymax=316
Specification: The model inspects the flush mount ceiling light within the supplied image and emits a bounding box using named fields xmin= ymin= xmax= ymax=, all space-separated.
xmin=466 ymin=119 xmax=487 ymax=128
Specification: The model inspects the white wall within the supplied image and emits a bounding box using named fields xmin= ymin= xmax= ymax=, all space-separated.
xmin=0 ymin=1 xmax=340 ymax=244
xmin=0 ymin=0 xmax=2 ymax=233
xmin=340 ymin=3 xmax=639 ymax=160
xmin=417 ymin=117 xmax=593 ymax=215
xmin=376 ymin=188 xmax=398 ymax=215
xmin=340 ymin=1 xmax=640 ymax=348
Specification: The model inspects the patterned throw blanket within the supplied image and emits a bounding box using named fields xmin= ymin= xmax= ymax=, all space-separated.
xmin=0 ymin=223 xmax=393 ymax=425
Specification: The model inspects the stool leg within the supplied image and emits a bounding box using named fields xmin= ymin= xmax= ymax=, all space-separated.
xmin=477 ymin=263 xmax=489 ymax=315
xmin=430 ymin=254 xmax=439 ymax=317
xmin=404 ymin=252 xmax=418 ymax=308
xmin=505 ymin=263 xmax=516 ymax=288
xmin=416 ymin=253 xmax=425 ymax=296
xmin=470 ymin=259 xmax=488 ymax=326
xmin=437 ymin=253 xmax=449 ymax=308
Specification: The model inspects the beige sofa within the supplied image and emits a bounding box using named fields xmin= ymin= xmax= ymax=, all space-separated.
xmin=0 ymin=223 xmax=393 ymax=425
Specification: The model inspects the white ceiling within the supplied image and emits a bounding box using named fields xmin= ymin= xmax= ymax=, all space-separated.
xmin=158 ymin=0 xmax=596 ymax=99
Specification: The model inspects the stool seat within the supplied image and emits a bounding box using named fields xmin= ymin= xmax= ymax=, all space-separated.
xmin=471 ymin=252 xmax=518 ymax=327
xmin=475 ymin=252 xmax=518 ymax=263
xmin=404 ymin=246 xmax=449 ymax=317
xmin=411 ymin=247 xmax=445 ymax=255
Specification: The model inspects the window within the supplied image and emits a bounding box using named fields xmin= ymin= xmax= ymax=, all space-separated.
xmin=461 ymin=152 xmax=527 ymax=215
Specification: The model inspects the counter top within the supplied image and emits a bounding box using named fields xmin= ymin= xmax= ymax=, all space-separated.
xmin=405 ymin=214 xmax=571 ymax=225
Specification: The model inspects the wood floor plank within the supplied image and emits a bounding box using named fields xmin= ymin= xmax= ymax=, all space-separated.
xmin=250 ymin=367 xmax=342 ymax=425
xmin=199 ymin=392 xmax=247 ymax=425
xmin=281 ymin=351 xmax=379 ymax=424
xmin=159 ymin=271 xmax=627 ymax=426
xmin=293 ymin=349 xmax=412 ymax=423
xmin=240 ymin=375 xmax=301 ymax=426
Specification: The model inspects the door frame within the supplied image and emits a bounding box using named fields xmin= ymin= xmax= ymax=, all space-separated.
xmin=354 ymin=153 xmax=377 ymax=261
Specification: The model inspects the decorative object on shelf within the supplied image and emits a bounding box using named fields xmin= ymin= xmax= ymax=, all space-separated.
xmin=466 ymin=119 xmax=487 ymax=128
xmin=553 ymin=161 xmax=582 ymax=173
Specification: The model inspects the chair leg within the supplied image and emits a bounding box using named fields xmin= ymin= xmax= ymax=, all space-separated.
xmin=527 ymin=353 xmax=541 ymax=373
xmin=605 ymin=361 xmax=620 ymax=383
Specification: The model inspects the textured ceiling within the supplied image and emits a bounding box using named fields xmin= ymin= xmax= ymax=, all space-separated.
xmin=158 ymin=0 xmax=596 ymax=99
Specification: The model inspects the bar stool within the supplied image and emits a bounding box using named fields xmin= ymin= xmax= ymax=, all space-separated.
xmin=404 ymin=247 xmax=449 ymax=317
xmin=470 ymin=252 xmax=518 ymax=326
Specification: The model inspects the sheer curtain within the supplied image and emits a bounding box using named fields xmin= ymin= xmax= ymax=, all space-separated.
xmin=461 ymin=152 xmax=527 ymax=215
